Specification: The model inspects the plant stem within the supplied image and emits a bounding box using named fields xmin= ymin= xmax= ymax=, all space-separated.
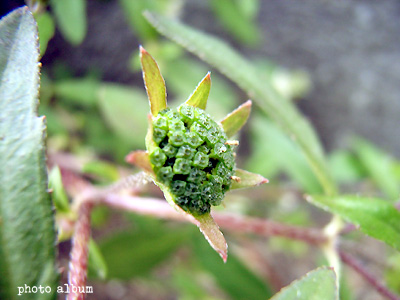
xmin=339 ymin=250 xmax=400 ymax=300
xmin=67 ymin=201 xmax=93 ymax=300
xmin=101 ymin=193 xmax=327 ymax=245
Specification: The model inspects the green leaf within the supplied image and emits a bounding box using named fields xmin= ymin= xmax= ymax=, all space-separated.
xmin=220 ymin=100 xmax=252 ymax=137
xmin=88 ymin=238 xmax=108 ymax=280
xmin=208 ymin=0 xmax=262 ymax=46
xmin=82 ymin=160 xmax=120 ymax=183
xmin=0 ymin=7 xmax=57 ymax=299
xmin=53 ymin=77 xmax=100 ymax=107
xmin=99 ymin=227 xmax=187 ymax=279
xmin=35 ymin=12 xmax=55 ymax=56
xmin=353 ymin=138 xmax=400 ymax=200
xmin=193 ymin=235 xmax=273 ymax=300
xmin=230 ymin=168 xmax=268 ymax=190
xmin=118 ymin=0 xmax=159 ymax=41
xmin=247 ymin=116 xmax=323 ymax=193
xmin=185 ymin=72 xmax=211 ymax=110
xmin=48 ymin=166 xmax=70 ymax=213
xmin=144 ymin=12 xmax=336 ymax=196
xmin=50 ymin=0 xmax=87 ymax=45
xmin=307 ymin=195 xmax=400 ymax=251
xmin=155 ymin=180 xmax=228 ymax=262
xmin=328 ymin=150 xmax=365 ymax=183
xmin=270 ymin=267 xmax=338 ymax=300
xmin=140 ymin=46 xmax=167 ymax=116
xmin=98 ymin=83 xmax=149 ymax=149
xmin=195 ymin=213 xmax=228 ymax=263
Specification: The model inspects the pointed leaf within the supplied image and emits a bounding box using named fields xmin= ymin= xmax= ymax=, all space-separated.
xmin=270 ymin=267 xmax=338 ymax=300
xmin=144 ymin=12 xmax=337 ymax=196
xmin=307 ymin=195 xmax=400 ymax=251
xmin=157 ymin=184 xmax=228 ymax=262
xmin=185 ymin=72 xmax=211 ymax=110
xmin=196 ymin=213 xmax=228 ymax=262
xmin=125 ymin=150 xmax=155 ymax=176
xmin=0 ymin=7 xmax=57 ymax=299
xmin=140 ymin=46 xmax=167 ymax=116
xmin=230 ymin=168 xmax=268 ymax=190
xmin=48 ymin=166 xmax=70 ymax=213
xmin=221 ymin=100 xmax=252 ymax=137
xmin=88 ymin=238 xmax=108 ymax=280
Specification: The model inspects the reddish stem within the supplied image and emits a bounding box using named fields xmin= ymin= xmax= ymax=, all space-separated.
xmin=339 ymin=250 xmax=400 ymax=300
xmin=67 ymin=202 xmax=93 ymax=300
xmin=101 ymin=194 xmax=327 ymax=245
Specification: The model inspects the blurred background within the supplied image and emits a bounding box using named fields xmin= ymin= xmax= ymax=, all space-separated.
xmin=1 ymin=1 xmax=400 ymax=299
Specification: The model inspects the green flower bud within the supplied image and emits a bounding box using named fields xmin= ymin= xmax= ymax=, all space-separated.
xmin=149 ymin=104 xmax=236 ymax=215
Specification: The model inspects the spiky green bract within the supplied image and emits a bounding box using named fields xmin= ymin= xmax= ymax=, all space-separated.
xmin=148 ymin=104 xmax=235 ymax=215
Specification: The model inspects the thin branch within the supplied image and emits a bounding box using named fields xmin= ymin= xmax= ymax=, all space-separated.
xmin=67 ymin=202 xmax=93 ymax=300
xmin=339 ymin=250 xmax=400 ymax=300
xmin=101 ymin=193 xmax=327 ymax=245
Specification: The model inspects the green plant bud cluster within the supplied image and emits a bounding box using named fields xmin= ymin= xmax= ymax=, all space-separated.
xmin=149 ymin=105 xmax=235 ymax=215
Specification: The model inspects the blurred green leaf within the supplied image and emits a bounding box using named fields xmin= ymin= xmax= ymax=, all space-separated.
xmin=236 ymin=0 xmax=260 ymax=19
xmin=269 ymin=267 xmax=337 ymax=300
xmin=118 ymin=0 xmax=158 ymax=41
xmin=35 ymin=12 xmax=55 ymax=56
xmin=247 ymin=116 xmax=322 ymax=193
xmin=353 ymin=138 xmax=399 ymax=200
xmin=144 ymin=12 xmax=336 ymax=196
xmin=50 ymin=0 xmax=87 ymax=45
xmin=88 ymin=238 xmax=108 ymax=280
xmin=328 ymin=150 xmax=365 ymax=183
xmin=98 ymin=83 xmax=149 ymax=149
xmin=53 ymin=77 xmax=100 ymax=107
xmin=48 ymin=166 xmax=70 ymax=213
xmin=193 ymin=236 xmax=273 ymax=300
xmin=172 ymin=267 xmax=212 ymax=300
xmin=0 ymin=7 xmax=57 ymax=299
xmin=208 ymin=0 xmax=261 ymax=46
xmin=82 ymin=160 xmax=120 ymax=183
xmin=99 ymin=227 xmax=187 ymax=280
xmin=307 ymin=195 xmax=400 ymax=251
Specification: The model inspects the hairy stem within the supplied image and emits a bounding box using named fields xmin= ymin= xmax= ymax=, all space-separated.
xmin=67 ymin=202 xmax=93 ymax=300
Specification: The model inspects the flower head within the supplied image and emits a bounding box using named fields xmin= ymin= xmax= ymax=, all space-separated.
xmin=126 ymin=47 xmax=268 ymax=261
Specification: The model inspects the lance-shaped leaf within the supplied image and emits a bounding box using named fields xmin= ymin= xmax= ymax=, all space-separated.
xmin=230 ymin=168 xmax=268 ymax=190
xmin=221 ymin=100 xmax=252 ymax=137
xmin=270 ymin=267 xmax=338 ymax=300
xmin=185 ymin=72 xmax=211 ymax=110
xmin=125 ymin=150 xmax=155 ymax=176
xmin=196 ymin=213 xmax=228 ymax=263
xmin=0 ymin=7 xmax=58 ymax=299
xmin=307 ymin=195 xmax=400 ymax=251
xmin=158 ymin=183 xmax=228 ymax=262
xmin=140 ymin=46 xmax=167 ymax=116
